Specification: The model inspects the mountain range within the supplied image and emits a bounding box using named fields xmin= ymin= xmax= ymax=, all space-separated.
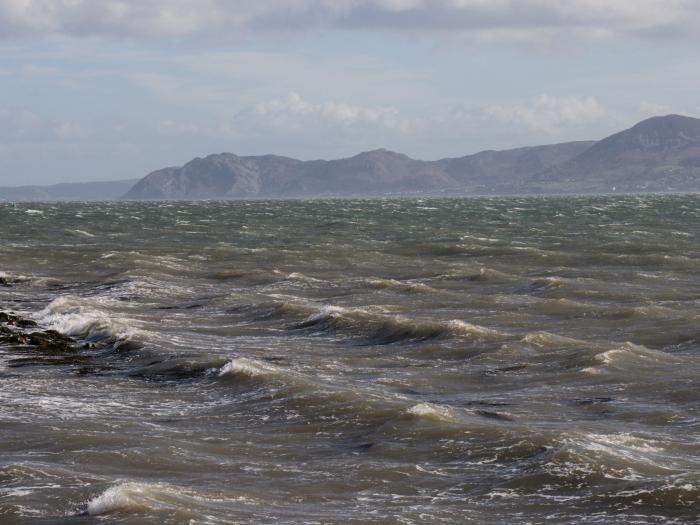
xmin=3 ymin=114 xmax=700 ymax=201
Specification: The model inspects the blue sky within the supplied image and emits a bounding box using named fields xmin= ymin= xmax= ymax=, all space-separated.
xmin=1 ymin=0 xmax=699 ymax=185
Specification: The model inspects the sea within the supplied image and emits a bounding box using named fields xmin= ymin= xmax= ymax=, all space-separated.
xmin=1 ymin=195 xmax=699 ymax=524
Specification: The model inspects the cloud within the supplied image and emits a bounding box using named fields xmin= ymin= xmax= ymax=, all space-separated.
xmin=201 ymin=92 xmax=615 ymax=160
xmin=637 ymin=101 xmax=671 ymax=117
xmin=237 ymin=92 xmax=409 ymax=133
xmin=0 ymin=1 xmax=697 ymax=45
xmin=451 ymin=95 xmax=607 ymax=136
xmin=0 ymin=108 xmax=86 ymax=141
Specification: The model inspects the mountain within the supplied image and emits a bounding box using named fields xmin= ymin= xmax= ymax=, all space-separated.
xmin=5 ymin=114 xmax=700 ymax=202
xmin=126 ymin=115 xmax=700 ymax=200
xmin=124 ymin=150 xmax=455 ymax=199
xmin=436 ymin=141 xmax=595 ymax=194
xmin=530 ymin=114 xmax=700 ymax=193
xmin=0 ymin=179 xmax=139 ymax=202
xmin=123 ymin=143 xmax=590 ymax=200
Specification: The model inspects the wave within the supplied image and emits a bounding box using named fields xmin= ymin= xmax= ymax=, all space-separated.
xmin=216 ymin=357 xmax=321 ymax=398
xmin=210 ymin=268 xmax=276 ymax=284
xmin=510 ymin=276 xmax=566 ymax=295
xmin=262 ymin=271 xmax=337 ymax=291
xmin=129 ymin=357 xmax=228 ymax=382
xmin=214 ymin=359 xmax=519 ymax=447
xmin=543 ymin=431 xmax=694 ymax=491
xmin=521 ymin=331 xmax=597 ymax=350
xmin=0 ymin=270 xmax=62 ymax=288
xmin=225 ymin=296 xmax=319 ymax=322
xmin=602 ymin=304 xmax=690 ymax=321
xmin=219 ymin=357 xmax=288 ymax=381
xmin=437 ymin=266 xmax=514 ymax=283
xmin=33 ymin=295 xmax=143 ymax=349
xmin=99 ymin=251 xmax=195 ymax=274
xmin=82 ymin=481 xmax=202 ymax=518
xmin=469 ymin=267 xmax=514 ymax=282
xmin=217 ymin=357 xmax=412 ymax=423
xmin=66 ymin=229 xmax=95 ymax=238
xmin=602 ymin=477 xmax=700 ymax=509
xmin=363 ymin=278 xmax=436 ymax=294
xmin=404 ymin=402 xmax=457 ymax=422
xmin=292 ymin=305 xmax=506 ymax=344
xmin=582 ymin=342 xmax=682 ymax=375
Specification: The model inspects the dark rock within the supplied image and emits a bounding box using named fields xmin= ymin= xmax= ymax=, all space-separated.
xmin=0 ymin=330 xmax=29 ymax=345
xmin=0 ymin=312 xmax=35 ymax=327
xmin=27 ymin=330 xmax=75 ymax=353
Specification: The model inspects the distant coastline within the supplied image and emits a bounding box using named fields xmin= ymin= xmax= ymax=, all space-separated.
xmin=4 ymin=114 xmax=700 ymax=202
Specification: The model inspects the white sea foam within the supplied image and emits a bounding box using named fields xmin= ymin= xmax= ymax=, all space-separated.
xmin=219 ymin=357 xmax=282 ymax=379
xmin=85 ymin=482 xmax=185 ymax=516
xmin=298 ymin=304 xmax=505 ymax=341
xmin=364 ymin=278 xmax=436 ymax=293
xmin=581 ymin=341 xmax=686 ymax=375
xmin=405 ymin=402 xmax=456 ymax=422
xmin=69 ymin=229 xmax=95 ymax=238
xmin=556 ymin=432 xmax=676 ymax=478
xmin=522 ymin=331 xmax=594 ymax=349
xmin=445 ymin=320 xmax=504 ymax=338
xmin=34 ymin=295 xmax=139 ymax=344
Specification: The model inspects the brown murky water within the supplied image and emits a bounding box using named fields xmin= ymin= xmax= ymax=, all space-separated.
xmin=1 ymin=196 xmax=699 ymax=524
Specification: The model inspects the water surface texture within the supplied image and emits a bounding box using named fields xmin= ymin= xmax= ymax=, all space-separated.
xmin=1 ymin=196 xmax=699 ymax=524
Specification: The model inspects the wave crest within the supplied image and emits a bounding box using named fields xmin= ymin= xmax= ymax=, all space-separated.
xmin=34 ymin=295 xmax=142 ymax=348
xmin=219 ymin=358 xmax=284 ymax=380
xmin=293 ymin=305 xmax=505 ymax=344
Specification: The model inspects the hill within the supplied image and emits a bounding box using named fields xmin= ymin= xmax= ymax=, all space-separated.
xmin=0 ymin=179 xmax=139 ymax=202
xmin=530 ymin=114 xmax=700 ymax=193
xmin=122 ymin=143 xmax=593 ymax=199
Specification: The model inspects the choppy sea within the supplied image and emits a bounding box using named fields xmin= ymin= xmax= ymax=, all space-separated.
xmin=1 ymin=196 xmax=699 ymax=524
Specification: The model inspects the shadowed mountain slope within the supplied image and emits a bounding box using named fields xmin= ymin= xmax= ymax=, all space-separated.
xmin=530 ymin=114 xmax=700 ymax=193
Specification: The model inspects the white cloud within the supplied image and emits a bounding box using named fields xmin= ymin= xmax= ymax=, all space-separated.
xmin=0 ymin=0 xmax=697 ymax=44
xmin=452 ymin=95 xmax=607 ymax=136
xmin=0 ymin=108 xmax=86 ymax=141
xmin=637 ymin=101 xmax=671 ymax=117
xmin=240 ymin=92 xmax=409 ymax=132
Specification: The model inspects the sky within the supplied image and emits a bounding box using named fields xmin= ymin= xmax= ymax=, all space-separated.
xmin=1 ymin=0 xmax=700 ymax=185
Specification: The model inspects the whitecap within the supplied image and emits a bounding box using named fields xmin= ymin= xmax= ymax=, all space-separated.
xmin=405 ymin=402 xmax=456 ymax=422
xmin=34 ymin=295 xmax=141 ymax=345
xmin=218 ymin=357 xmax=283 ymax=379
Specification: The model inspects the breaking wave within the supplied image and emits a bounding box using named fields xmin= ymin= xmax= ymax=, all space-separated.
xmin=33 ymin=295 xmax=143 ymax=349
xmin=292 ymin=305 xmax=506 ymax=344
